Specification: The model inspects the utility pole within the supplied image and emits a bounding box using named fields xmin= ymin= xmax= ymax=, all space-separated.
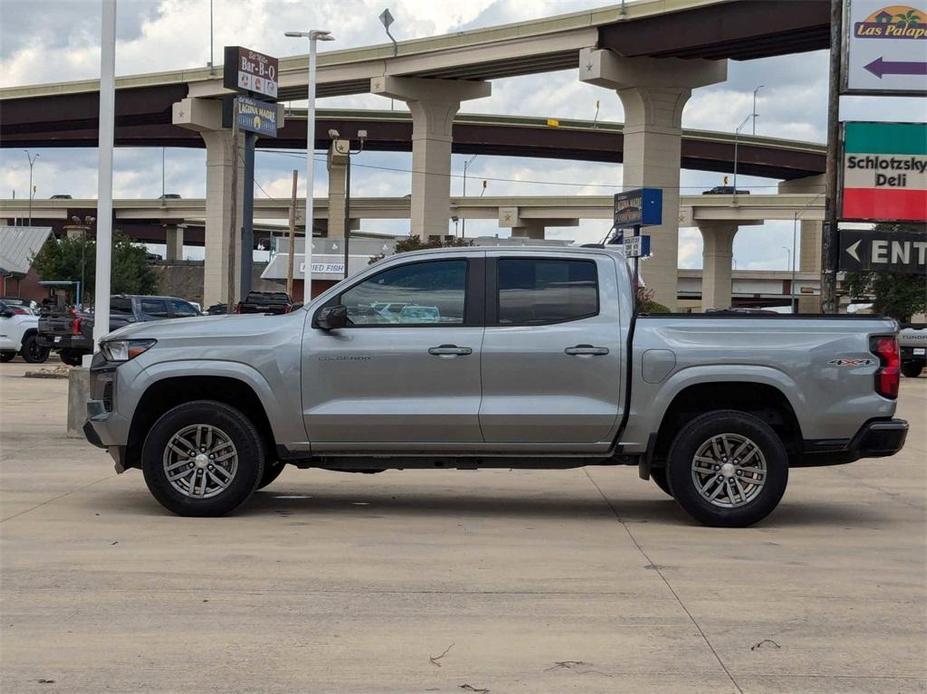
xmin=461 ymin=154 xmax=477 ymax=238
xmin=821 ymin=0 xmax=843 ymax=314
xmin=226 ymin=101 xmax=240 ymax=312
xmin=286 ymin=169 xmax=298 ymax=297
xmin=24 ymin=150 xmax=38 ymax=226
xmin=240 ymin=130 xmax=257 ymax=299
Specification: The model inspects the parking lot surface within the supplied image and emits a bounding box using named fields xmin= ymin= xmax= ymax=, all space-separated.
xmin=1 ymin=362 xmax=925 ymax=693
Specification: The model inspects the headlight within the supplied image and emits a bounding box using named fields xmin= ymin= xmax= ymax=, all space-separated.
xmin=101 ymin=339 xmax=156 ymax=362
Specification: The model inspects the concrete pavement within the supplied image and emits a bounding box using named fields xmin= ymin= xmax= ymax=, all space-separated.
xmin=1 ymin=361 xmax=925 ymax=693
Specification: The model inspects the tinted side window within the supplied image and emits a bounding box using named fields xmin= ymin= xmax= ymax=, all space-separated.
xmin=340 ymin=260 xmax=467 ymax=326
xmin=169 ymin=299 xmax=199 ymax=317
xmin=497 ymin=258 xmax=598 ymax=325
xmin=110 ymin=297 xmax=132 ymax=313
xmin=140 ymin=299 xmax=169 ymax=318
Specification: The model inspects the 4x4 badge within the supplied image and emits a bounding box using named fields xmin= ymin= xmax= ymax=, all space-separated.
xmin=828 ymin=358 xmax=875 ymax=367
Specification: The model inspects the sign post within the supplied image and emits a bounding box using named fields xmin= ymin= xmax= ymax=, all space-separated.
xmin=223 ymin=47 xmax=279 ymax=302
xmin=612 ymin=188 xmax=662 ymax=300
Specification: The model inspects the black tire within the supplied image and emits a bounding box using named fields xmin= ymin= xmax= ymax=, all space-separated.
xmin=20 ymin=334 xmax=49 ymax=364
xmin=256 ymin=461 xmax=286 ymax=490
xmin=0 ymin=351 xmax=15 ymax=363
xmin=142 ymin=400 xmax=265 ymax=517
xmin=901 ymin=362 xmax=923 ymax=378
xmin=650 ymin=467 xmax=673 ymax=497
xmin=666 ymin=410 xmax=788 ymax=528
xmin=59 ymin=349 xmax=85 ymax=367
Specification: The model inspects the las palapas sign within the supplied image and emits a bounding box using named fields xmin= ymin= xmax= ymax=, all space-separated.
xmin=844 ymin=1 xmax=927 ymax=94
xmin=841 ymin=122 xmax=927 ymax=222
xmin=224 ymin=46 xmax=278 ymax=99
xmin=839 ymin=229 xmax=927 ymax=273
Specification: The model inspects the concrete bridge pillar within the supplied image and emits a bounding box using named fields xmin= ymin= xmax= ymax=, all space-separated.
xmin=580 ymin=50 xmax=727 ymax=310
xmin=327 ymin=140 xmax=350 ymax=238
xmin=372 ymin=76 xmax=490 ymax=239
xmin=164 ymin=224 xmax=184 ymax=261
xmin=698 ymin=222 xmax=738 ymax=311
xmin=778 ymin=174 xmax=825 ymax=313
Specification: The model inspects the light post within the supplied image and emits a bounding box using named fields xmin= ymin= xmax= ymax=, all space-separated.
xmin=731 ymin=113 xmax=752 ymax=197
xmin=285 ymin=28 xmax=335 ymax=303
xmin=790 ymin=211 xmax=798 ymax=312
xmin=781 ymin=245 xmax=796 ymax=312
xmin=752 ymin=85 xmax=764 ymax=135
xmin=24 ymin=150 xmax=38 ymax=226
xmin=461 ymin=154 xmax=477 ymax=238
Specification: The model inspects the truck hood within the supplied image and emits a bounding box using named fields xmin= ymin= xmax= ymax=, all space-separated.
xmin=104 ymin=311 xmax=304 ymax=343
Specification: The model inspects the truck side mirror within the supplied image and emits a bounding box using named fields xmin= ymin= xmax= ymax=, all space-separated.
xmin=315 ymin=304 xmax=348 ymax=331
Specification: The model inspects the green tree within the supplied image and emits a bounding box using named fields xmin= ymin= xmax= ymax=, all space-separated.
xmin=31 ymin=233 xmax=159 ymax=303
xmin=368 ymin=234 xmax=471 ymax=264
xmin=843 ymin=222 xmax=927 ymax=322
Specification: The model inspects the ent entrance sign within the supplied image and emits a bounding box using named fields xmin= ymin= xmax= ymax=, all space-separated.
xmin=840 ymin=229 xmax=927 ymax=273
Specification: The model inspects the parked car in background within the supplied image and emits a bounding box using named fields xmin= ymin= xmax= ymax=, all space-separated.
xmin=0 ymin=299 xmax=48 ymax=363
xmin=84 ymin=246 xmax=907 ymax=526
xmin=235 ymin=290 xmax=297 ymax=315
xmin=38 ymin=295 xmax=201 ymax=366
xmin=0 ymin=297 xmax=40 ymax=315
xmin=899 ymin=324 xmax=926 ymax=378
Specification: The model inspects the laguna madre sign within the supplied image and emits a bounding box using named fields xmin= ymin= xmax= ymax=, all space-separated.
xmin=844 ymin=1 xmax=927 ymax=95
xmin=841 ymin=122 xmax=927 ymax=222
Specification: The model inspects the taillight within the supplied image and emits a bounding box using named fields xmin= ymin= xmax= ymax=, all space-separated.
xmin=70 ymin=316 xmax=82 ymax=335
xmin=10 ymin=307 xmax=27 ymax=315
xmin=870 ymin=335 xmax=900 ymax=399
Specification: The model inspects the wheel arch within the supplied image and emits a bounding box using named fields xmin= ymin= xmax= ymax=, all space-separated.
xmin=652 ymin=380 xmax=803 ymax=467
xmin=126 ymin=375 xmax=277 ymax=469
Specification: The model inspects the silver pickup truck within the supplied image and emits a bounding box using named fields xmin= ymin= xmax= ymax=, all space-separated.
xmin=83 ymin=246 xmax=908 ymax=526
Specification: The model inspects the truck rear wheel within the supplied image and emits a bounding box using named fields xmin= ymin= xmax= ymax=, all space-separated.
xmin=141 ymin=400 xmax=265 ymax=517
xmin=59 ymin=350 xmax=84 ymax=367
xmin=666 ymin=410 xmax=788 ymax=527
xmin=20 ymin=334 xmax=49 ymax=364
xmin=901 ymin=362 xmax=923 ymax=378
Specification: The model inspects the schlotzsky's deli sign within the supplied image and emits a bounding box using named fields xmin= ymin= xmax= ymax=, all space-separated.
xmin=841 ymin=121 xmax=927 ymax=222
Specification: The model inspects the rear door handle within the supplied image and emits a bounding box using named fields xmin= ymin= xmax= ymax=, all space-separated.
xmin=428 ymin=344 xmax=473 ymax=356
xmin=564 ymin=344 xmax=609 ymax=356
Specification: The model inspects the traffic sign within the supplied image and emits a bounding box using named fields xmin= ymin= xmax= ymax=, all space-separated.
xmin=839 ymin=229 xmax=927 ymax=273
xmin=841 ymin=122 xmax=927 ymax=222
xmin=843 ymin=1 xmax=927 ymax=95
xmin=223 ymin=46 xmax=279 ymax=99
xmin=613 ymin=188 xmax=662 ymax=229
xmin=623 ymin=235 xmax=651 ymax=258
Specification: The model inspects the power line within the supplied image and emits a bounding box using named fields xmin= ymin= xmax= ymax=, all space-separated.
xmin=257 ymin=149 xmax=810 ymax=191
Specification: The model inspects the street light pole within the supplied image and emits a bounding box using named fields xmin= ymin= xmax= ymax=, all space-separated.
xmin=92 ymin=0 xmax=116 ymax=354
xmin=732 ymin=113 xmax=752 ymax=197
xmin=24 ymin=150 xmax=38 ymax=226
xmin=752 ymin=85 xmax=764 ymax=136
xmin=461 ymin=154 xmax=477 ymax=238
xmin=782 ymin=245 xmax=795 ymax=312
xmin=790 ymin=212 xmax=798 ymax=313
xmin=285 ymin=28 xmax=335 ymax=303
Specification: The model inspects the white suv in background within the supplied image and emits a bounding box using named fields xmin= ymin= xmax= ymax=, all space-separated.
xmin=0 ymin=300 xmax=48 ymax=363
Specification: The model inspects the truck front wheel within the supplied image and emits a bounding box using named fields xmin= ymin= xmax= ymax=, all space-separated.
xmin=141 ymin=400 xmax=265 ymax=517
xmin=666 ymin=410 xmax=788 ymax=527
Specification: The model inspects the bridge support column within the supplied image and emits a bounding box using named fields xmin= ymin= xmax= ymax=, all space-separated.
xmin=699 ymin=222 xmax=738 ymax=311
xmin=372 ymin=76 xmax=490 ymax=239
xmin=779 ymin=174 xmax=825 ymax=313
xmin=164 ymin=224 xmax=184 ymax=261
xmin=327 ymin=140 xmax=349 ymax=238
xmin=580 ymin=50 xmax=726 ymax=310
xmin=173 ymin=97 xmax=244 ymax=308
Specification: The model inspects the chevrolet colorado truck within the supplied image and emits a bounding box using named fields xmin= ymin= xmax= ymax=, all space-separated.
xmin=83 ymin=246 xmax=908 ymax=526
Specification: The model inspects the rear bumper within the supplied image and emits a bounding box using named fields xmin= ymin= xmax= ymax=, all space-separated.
xmin=797 ymin=418 xmax=908 ymax=467
xmin=37 ymin=334 xmax=92 ymax=350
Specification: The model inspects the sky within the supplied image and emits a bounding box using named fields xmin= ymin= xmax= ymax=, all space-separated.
xmin=1 ymin=0 xmax=924 ymax=268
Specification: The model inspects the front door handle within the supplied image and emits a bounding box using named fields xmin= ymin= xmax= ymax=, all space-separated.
xmin=428 ymin=344 xmax=473 ymax=356
xmin=565 ymin=344 xmax=609 ymax=356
